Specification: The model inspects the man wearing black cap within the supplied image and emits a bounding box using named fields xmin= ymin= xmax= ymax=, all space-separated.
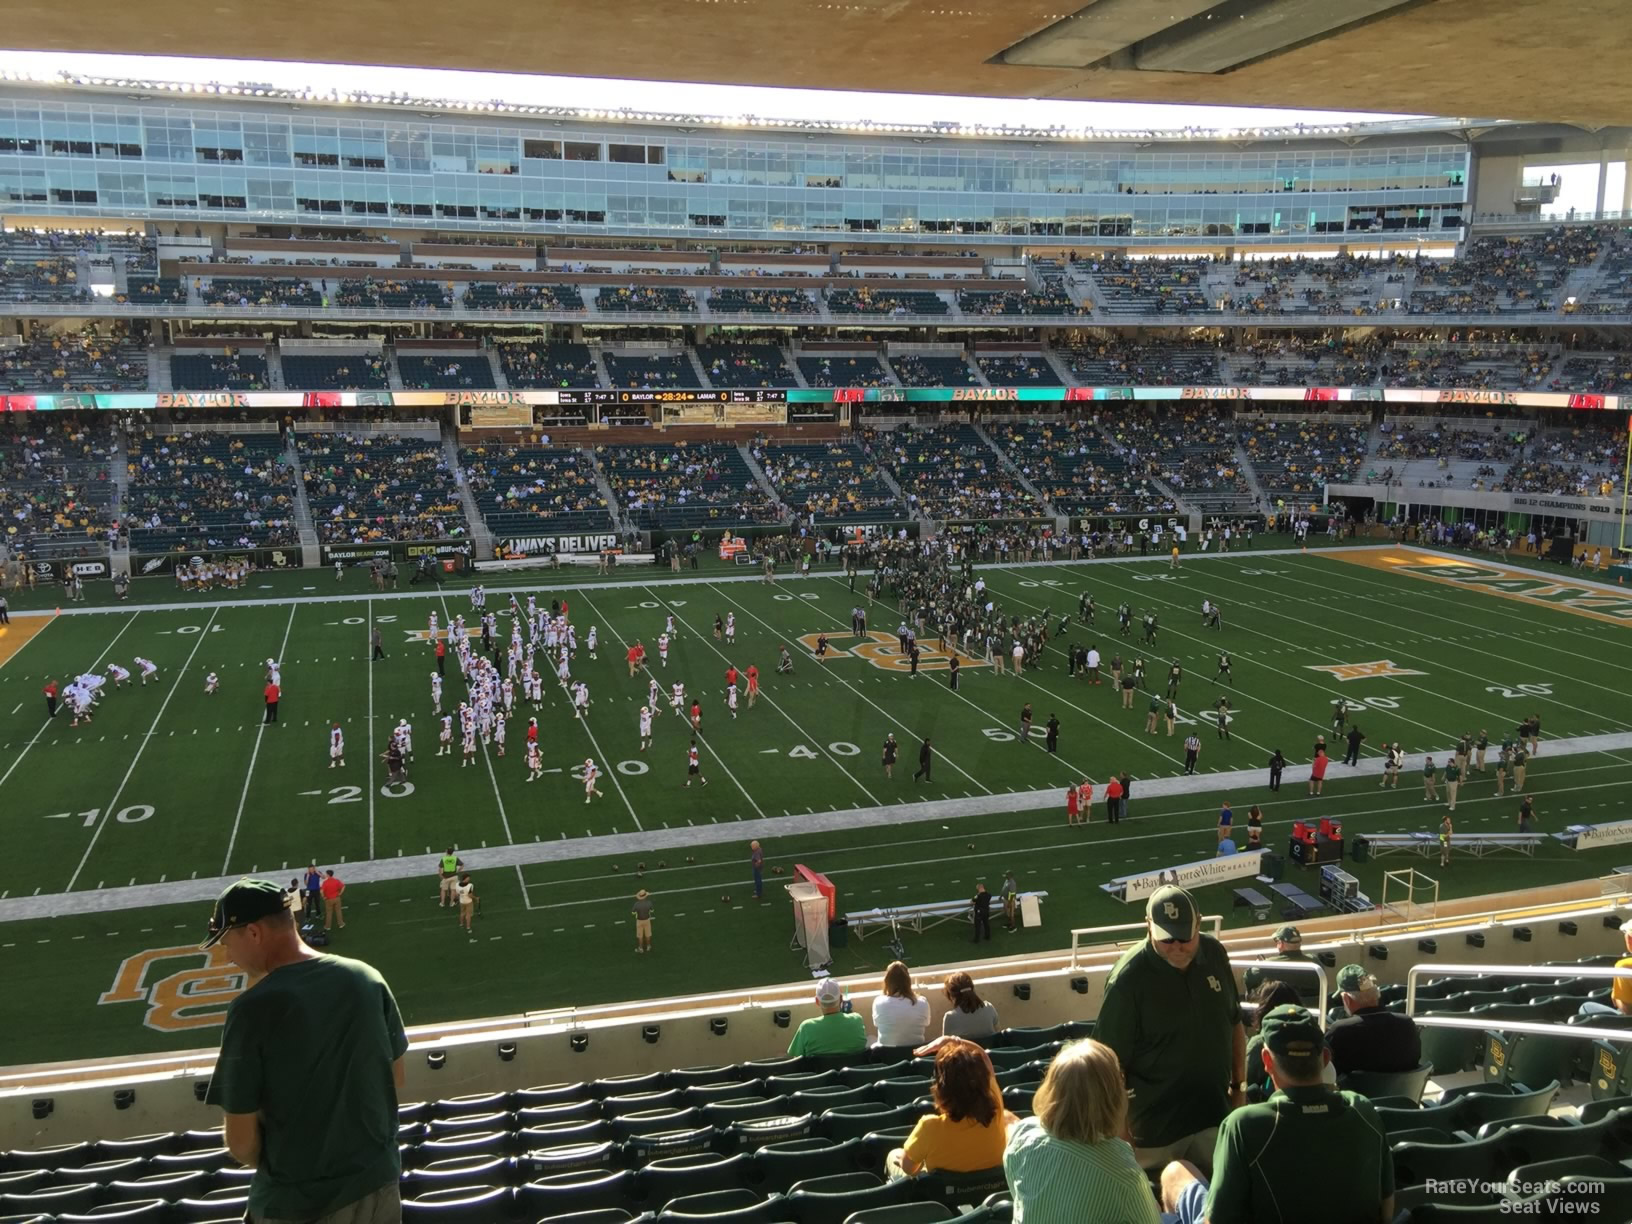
xmin=1158 ymin=1004 xmax=1395 ymax=1224
xmin=201 ymin=878 xmax=409 ymax=1224
xmin=1325 ymin=963 xmax=1422 ymax=1078
xmin=1242 ymin=926 xmax=1319 ymax=1004
xmin=1096 ymin=884 xmax=1245 ymax=1176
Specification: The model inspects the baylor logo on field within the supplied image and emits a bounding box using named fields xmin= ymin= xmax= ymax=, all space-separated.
xmin=99 ymin=945 xmax=245 ymax=1034
xmin=1305 ymin=660 xmax=1427 ymax=682
xmin=793 ymin=630 xmax=988 ymax=673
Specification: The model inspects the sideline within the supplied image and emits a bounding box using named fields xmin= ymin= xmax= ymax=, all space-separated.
xmin=3 ymin=728 xmax=1627 ymax=925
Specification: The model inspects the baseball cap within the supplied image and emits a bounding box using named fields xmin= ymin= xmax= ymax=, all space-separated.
xmin=1260 ymin=1004 xmax=1326 ymax=1059
xmin=1337 ymin=963 xmax=1376 ymax=993
xmin=200 ymin=878 xmax=288 ymax=949
xmin=816 ymin=978 xmax=844 ymax=1007
xmin=1273 ymin=925 xmax=1302 ymax=944
xmin=1146 ymin=885 xmax=1199 ymax=942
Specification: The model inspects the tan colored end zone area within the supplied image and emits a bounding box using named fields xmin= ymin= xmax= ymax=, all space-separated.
xmin=1328 ymin=550 xmax=1632 ymax=628
xmin=0 ymin=614 xmax=51 ymax=670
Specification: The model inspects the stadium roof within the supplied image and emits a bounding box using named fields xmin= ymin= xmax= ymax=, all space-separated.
xmin=5 ymin=0 xmax=1630 ymax=129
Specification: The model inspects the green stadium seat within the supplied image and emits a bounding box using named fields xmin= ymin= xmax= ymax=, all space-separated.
xmin=907 ymin=1166 xmax=1008 ymax=1207
xmin=2 ymin=1143 xmax=93 ymax=1171
xmin=400 ymin=1102 xmax=432 ymax=1123
xmin=434 ymin=1092 xmax=512 ymax=1117
xmin=741 ymin=1058 xmax=807 ymax=1077
xmin=517 ymin=1084 xmax=591 ymax=1107
xmin=177 ymin=1131 xmax=224 ymax=1153
xmin=842 ymin=1204 xmax=955 ymax=1223
xmin=993 ymin=1024 xmax=1089 ymax=1047
xmin=0 ymin=1185 xmax=105 ymax=1216
xmin=1505 ymin=1154 xmax=1625 ymax=1191
xmin=66 ymin=1159 xmax=148 ymax=1185
xmin=843 ymin=1062 xmax=912 ymax=1086
xmin=822 ymin=1105 xmax=927 ymax=1144
xmin=1337 ymin=1062 xmax=1434 ymax=1103
xmin=751 ymin=1140 xmax=865 ymax=1193
xmin=874 ymin=1080 xmax=933 ymax=1107
xmin=106 ymin=1170 xmax=211 ymax=1201
xmin=1482 ymin=1029 xmax=1576 ymax=1091
xmin=953 ymin=1193 xmax=1013 ymax=1224
xmin=170 ymin=1192 xmax=252 ymax=1223
xmin=400 ymin=1184 xmax=511 ymax=1223
xmin=518 ymin=1120 xmax=613 ymax=1149
xmin=88 ymin=1136 xmax=174 ymax=1163
xmin=533 ymin=1212 xmax=637 ymax=1224
xmin=602 ymin=1090 xmax=686 ymax=1118
xmin=700 ymin=1099 xmax=794 ymax=1128
xmin=401 ymin=1153 xmax=516 ymax=1193
xmin=1456 ymin=1081 xmax=1561 ymax=1129
xmin=1420 ymin=1023 xmax=1483 ymax=1075
xmin=1403 ymin=1202 xmax=1512 ymax=1223
xmin=514 ymin=1170 xmax=640 ymax=1219
xmin=1528 ymin=1174 xmax=1632 ymax=1219
xmin=59 ymin=1199 xmax=168 ymax=1222
xmin=519 ymin=1100 xmax=601 ymax=1127
xmin=728 ymin=1115 xmax=817 ymax=1152
xmin=622 ymin=1127 xmax=724 ymax=1166
xmin=1469 ymin=1113 xmax=1576 ymax=1140
xmin=593 ymin=1073 xmax=668 ymax=1098
xmin=787 ymin=1174 xmax=913 ymax=1224
xmin=687 ymin=1081 xmax=766 ymax=1106
xmin=655 ymin=1188 xmax=795 ymax=1223
xmin=515 ymin=1141 xmax=618 ymax=1179
xmin=1581 ymin=1094 xmax=1632 ymax=1123
xmin=1496 ymin=1110 xmax=1632 ymax=1166
xmin=636 ymin=1154 xmax=751 ymax=1203
xmin=1385 ymin=1127 xmax=1457 ymax=1146
xmin=791 ymin=1087 xmax=877 ymax=1112
xmin=1391 ymin=1135 xmax=1507 ymax=1190
xmin=672 ymin=1067 xmax=742 ymax=1089
xmin=766 ymin=1073 xmax=838 ymax=1096
xmin=0 ymin=1172 xmax=49 ymax=1196
xmin=427 ymin=1110 xmax=515 ymax=1138
xmin=415 ymin=1130 xmax=512 ymax=1160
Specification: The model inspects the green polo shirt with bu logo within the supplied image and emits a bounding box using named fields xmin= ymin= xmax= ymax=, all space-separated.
xmin=1205 ymin=1082 xmax=1394 ymax=1224
xmin=1095 ymin=935 xmax=1241 ymax=1148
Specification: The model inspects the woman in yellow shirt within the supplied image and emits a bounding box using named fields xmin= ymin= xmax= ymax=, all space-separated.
xmin=887 ymin=1036 xmax=1017 ymax=1178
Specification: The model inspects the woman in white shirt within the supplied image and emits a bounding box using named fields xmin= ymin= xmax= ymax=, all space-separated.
xmin=941 ymin=971 xmax=1000 ymax=1039
xmin=872 ymin=960 xmax=930 ymax=1047
xmin=455 ymin=873 xmax=476 ymax=933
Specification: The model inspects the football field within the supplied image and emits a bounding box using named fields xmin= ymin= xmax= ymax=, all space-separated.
xmin=3 ymin=541 xmax=1632 ymax=1065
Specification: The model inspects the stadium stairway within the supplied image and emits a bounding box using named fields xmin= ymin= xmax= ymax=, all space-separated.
xmin=1039 ymin=349 xmax=1078 ymax=387
xmin=972 ymin=423 xmax=1053 ymax=518
xmin=383 ymin=346 xmax=406 ymax=392
xmin=737 ymin=445 xmax=785 ymax=519
xmin=151 ymin=350 xmax=173 ymax=393
xmin=781 ymin=345 xmax=810 ymax=389
xmin=686 ymin=348 xmax=714 ymax=390
xmin=589 ymin=448 xmax=634 ymax=536
xmin=1089 ymin=416 xmax=1190 ymax=516
xmin=266 ymin=347 xmax=287 ymax=391
xmin=1232 ymin=436 xmax=1269 ymax=511
xmin=285 ymin=434 xmax=318 ymax=547
xmin=592 ymin=349 xmax=614 ymax=390
xmin=486 ymin=349 xmax=510 ymax=391
xmin=445 ymin=425 xmax=494 ymax=557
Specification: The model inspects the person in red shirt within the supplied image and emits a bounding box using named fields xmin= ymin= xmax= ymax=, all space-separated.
xmin=746 ymin=664 xmax=759 ymax=708
xmin=690 ymin=700 xmax=702 ymax=732
xmin=1104 ymin=774 xmax=1124 ymax=824
xmin=1065 ymin=783 xmax=1080 ymax=826
xmin=725 ymin=665 xmax=738 ymax=695
xmin=1309 ymin=748 xmax=1330 ymax=796
xmin=626 ymin=642 xmax=643 ymax=677
xmin=434 ymin=636 xmax=446 ymax=677
xmin=263 ymin=680 xmax=280 ymax=724
xmin=43 ymin=678 xmax=59 ymax=719
xmin=320 ymin=869 xmax=345 ymax=930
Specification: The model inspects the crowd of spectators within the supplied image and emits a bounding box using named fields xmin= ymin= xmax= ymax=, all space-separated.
xmin=878 ymin=424 xmax=1043 ymax=520
xmin=1375 ymin=421 xmax=1520 ymax=464
xmin=891 ymin=354 xmax=980 ymax=387
xmin=0 ymin=326 xmax=146 ymax=392
xmin=298 ymin=432 xmax=466 ymax=543
xmin=0 ymin=256 xmax=87 ymax=303
xmin=1105 ymin=405 xmax=1250 ymax=510
xmin=596 ymin=286 xmax=697 ymax=313
xmin=1493 ymin=418 xmax=1624 ymax=497
xmin=759 ymin=440 xmax=904 ymax=522
xmin=123 ymin=277 xmax=187 ymax=305
xmin=1218 ymin=253 xmax=1405 ymax=317
xmin=462 ymin=283 xmax=584 ymax=312
xmin=696 ymin=343 xmax=798 ymax=388
xmin=280 ymin=352 xmax=391 ymax=391
xmin=996 ymin=417 xmax=1172 ymax=517
xmin=0 ymin=416 xmax=116 ymax=556
xmin=1226 ymin=333 xmax=1385 ymax=387
xmin=796 ymin=354 xmax=892 ymax=387
xmin=825 ymin=288 xmax=950 ymax=316
xmin=1239 ymin=418 xmax=1368 ymax=503
xmin=956 ymin=287 xmax=1084 ymax=316
xmin=598 ymin=443 xmax=780 ymax=528
xmin=977 ymin=355 xmax=1059 ymax=385
xmin=707 ymin=287 xmax=818 ymax=315
xmin=396 ymin=355 xmax=496 ymax=390
xmin=1550 ymin=353 xmax=1632 ymax=393
xmin=498 ymin=341 xmax=600 ymax=388
xmin=604 ymin=352 xmax=693 ymax=388
xmin=171 ymin=349 xmax=269 ymax=391
xmin=1078 ymin=254 xmax=1210 ymax=314
xmin=1380 ymin=343 xmax=1554 ymax=390
xmin=126 ymin=431 xmax=298 ymax=550
xmin=1057 ymin=336 xmax=1220 ymax=386
xmin=459 ymin=443 xmax=613 ymax=535
xmin=335 ymin=279 xmax=456 ymax=310
xmin=200 ymin=278 xmax=323 ymax=308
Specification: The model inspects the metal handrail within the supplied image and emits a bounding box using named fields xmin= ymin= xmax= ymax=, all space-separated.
xmin=1228 ymin=958 xmax=1331 ymax=1029
xmin=1069 ymin=914 xmax=1224 ymax=965
xmin=1405 ymin=961 xmax=1632 ymax=1043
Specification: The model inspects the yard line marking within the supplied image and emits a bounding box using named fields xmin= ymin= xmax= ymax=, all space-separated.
xmin=434 ymin=591 xmax=527 ymax=840
xmin=0 ymin=610 xmax=140 ymax=798
xmin=659 ymin=585 xmax=879 ymax=806
xmin=8 ymin=702 xmax=19 ymax=715
xmin=578 ymin=589 xmax=764 ymax=821
xmin=220 ymin=603 xmax=298 ymax=874
xmin=66 ymin=607 xmax=220 ymax=894
xmin=366 ymin=597 xmax=376 ymax=859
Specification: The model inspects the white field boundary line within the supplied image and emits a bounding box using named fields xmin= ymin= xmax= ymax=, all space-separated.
xmin=367 ymin=598 xmax=376 ymax=859
xmin=65 ymin=607 xmax=221 ymax=893
xmin=219 ymin=604 xmax=299 ymax=875
xmin=4 ymin=544 xmax=1434 ymax=621
xmin=0 ymin=611 xmax=141 ymax=796
xmin=12 ymin=730 xmax=1632 ymax=925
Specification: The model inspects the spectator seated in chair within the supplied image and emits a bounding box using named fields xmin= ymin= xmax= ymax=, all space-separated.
xmin=886 ymin=1035 xmax=1016 ymax=1179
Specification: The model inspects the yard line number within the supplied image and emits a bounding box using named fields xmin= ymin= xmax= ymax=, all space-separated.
xmin=46 ymin=805 xmax=154 ymax=826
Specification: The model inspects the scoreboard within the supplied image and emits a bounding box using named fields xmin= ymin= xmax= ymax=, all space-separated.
xmin=553 ymin=389 xmax=785 ymax=406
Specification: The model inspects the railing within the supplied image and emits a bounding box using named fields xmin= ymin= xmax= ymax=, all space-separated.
xmin=1405 ymin=961 xmax=1632 ymax=1043
xmin=1227 ymin=958 xmax=1331 ymax=1029
xmin=1069 ymin=916 xmax=1223 ymax=965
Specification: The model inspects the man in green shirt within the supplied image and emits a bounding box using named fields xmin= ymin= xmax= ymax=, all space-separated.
xmin=1145 ymin=692 xmax=1164 ymax=735
xmin=1475 ymin=729 xmax=1489 ymax=773
xmin=1096 ymin=885 xmax=1245 ymax=1176
xmin=1242 ymin=926 xmax=1318 ymax=1003
xmin=202 ymin=879 xmax=408 ymax=1224
xmin=787 ymin=978 xmax=866 ymax=1057
xmin=1159 ymin=1005 xmax=1395 ymax=1224
xmin=1421 ymin=755 xmax=1438 ymax=801
xmin=1443 ymin=757 xmax=1461 ymax=811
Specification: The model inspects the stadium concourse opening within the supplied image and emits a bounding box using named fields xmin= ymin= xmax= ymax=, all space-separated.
xmin=2 ymin=38 xmax=1632 ymax=1221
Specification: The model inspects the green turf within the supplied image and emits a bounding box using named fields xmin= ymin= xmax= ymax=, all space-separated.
xmin=3 ymin=540 xmax=1631 ymax=1065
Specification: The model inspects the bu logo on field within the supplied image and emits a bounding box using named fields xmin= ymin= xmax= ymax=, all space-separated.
xmin=99 ymin=945 xmax=246 ymax=1034
xmin=1305 ymin=660 xmax=1426 ymax=682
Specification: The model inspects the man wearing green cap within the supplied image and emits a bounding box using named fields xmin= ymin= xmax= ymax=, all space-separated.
xmin=1242 ymin=926 xmax=1319 ymax=1004
xmin=1096 ymin=883 xmax=1245 ymax=1175
xmin=201 ymin=878 xmax=409 ymax=1224
xmin=1326 ymin=963 xmax=1422 ymax=1079
xmin=1158 ymin=1004 xmax=1395 ymax=1224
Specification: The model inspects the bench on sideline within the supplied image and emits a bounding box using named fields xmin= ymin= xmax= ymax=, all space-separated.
xmin=844 ymin=891 xmax=1048 ymax=940
xmin=1356 ymin=831 xmax=1543 ymax=859
xmin=477 ymin=552 xmax=656 ymax=573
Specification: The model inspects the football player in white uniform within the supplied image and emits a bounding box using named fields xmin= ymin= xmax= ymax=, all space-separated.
xmin=657 ymin=632 xmax=670 ymax=666
xmin=525 ymin=739 xmax=543 ymax=782
xmin=586 ymin=626 xmax=598 ymax=660
xmin=725 ymin=613 xmax=736 ymax=644
xmin=573 ymin=681 xmax=591 ymax=719
xmin=135 ymin=657 xmax=158 ymax=685
xmin=329 ymin=723 xmax=346 ymax=768
xmin=395 ymin=719 xmax=413 ymax=763
xmin=670 ymin=682 xmax=686 ymax=718
xmin=106 ymin=662 xmax=131 ymax=688
xmin=582 ymin=758 xmax=604 ymax=804
xmin=438 ymin=714 xmax=453 ymax=756
xmin=639 ymin=705 xmax=653 ymax=751
xmin=493 ymin=711 xmax=507 ymax=757
xmin=204 ymin=671 xmax=219 ymax=695
xmin=431 ymin=672 xmax=443 ymax=714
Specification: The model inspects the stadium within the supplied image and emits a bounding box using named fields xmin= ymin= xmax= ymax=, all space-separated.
xmin=1 ymin=3 xmax=1632 ymax=1220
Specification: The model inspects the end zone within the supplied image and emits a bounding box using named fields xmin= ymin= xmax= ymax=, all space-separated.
xmin=1326 ymin=549 xmax=1632 ymax=627
xmin=0 ymin=611 xmax=54 ymax=670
